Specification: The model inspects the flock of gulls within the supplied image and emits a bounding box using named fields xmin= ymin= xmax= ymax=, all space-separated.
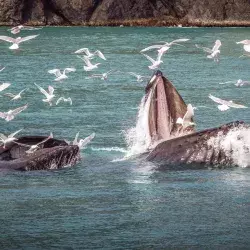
xmin=0 ymin=25 xmax=249 ymax=152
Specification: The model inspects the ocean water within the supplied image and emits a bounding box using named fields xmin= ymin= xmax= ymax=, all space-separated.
xmin=0 ymin=27 xmax=249 ymax=249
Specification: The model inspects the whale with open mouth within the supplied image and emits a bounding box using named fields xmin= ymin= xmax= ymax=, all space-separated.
xmin=138 ymin=71 xmax=250 ymax=167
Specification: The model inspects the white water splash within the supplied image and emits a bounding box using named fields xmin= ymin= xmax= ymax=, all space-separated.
xmin=207 ymin=126 xmax=250 ymax=168
xmin=91 ymin=147 xmax=127 ymax=153
xmin=125 ymin=91 xmax=153 ymax=158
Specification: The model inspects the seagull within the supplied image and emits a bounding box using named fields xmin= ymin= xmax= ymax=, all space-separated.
xmin=14 ymin=133 xmax=53 ymax=154
xmin=56 ymin=97 xmax=72 ymax=106
xmin=195 ymin=40 xmax=221 ymax=62
xmin=74 ymin=48 xmax=106 ymax=60
xmin=209 ymin=94 xmax=247 ymax=111
xmin=0 ymin=104 xmax=28 ymax=121
xmin=0 ymin=129 xmax=22 ymax=148
xmin=0 ymin=83 xmax=10 ymax=92
xmin=0 ymin=35 xmax=39 ymax=50
xmin=236 ymin=40 xmax=250 ymax=53
xmin=176 ymin=104 xmax=196 ymax=128
xmin=127 ymin=72 xmax=146 ymax=82
xmin=0 ymin=66 xmax=5 ymax=72
xmin=4 ymin=88 xmax=27 ymax=101
xmin=71 ymin=132 xmax=95 ymax=149
xmin=140 ymin=38 xmax=189 ymax=53
xmin=77 ymin=56 xmax=101 ymax=71
xmin=8 ymin=25 xmax=42 ymax=34
xmin=48 ymin=68 xmax=76 ymax=81
xmin=142 ymin=53 xmax=163 ymax=70
xmin=34 ymin=83 xmax=55 ymax=106
xmin=86 ymin=70 xmax=114 ymax=80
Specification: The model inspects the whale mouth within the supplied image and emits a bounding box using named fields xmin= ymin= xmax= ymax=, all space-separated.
xmin=145 ymin=70 xmax=195 ymax=145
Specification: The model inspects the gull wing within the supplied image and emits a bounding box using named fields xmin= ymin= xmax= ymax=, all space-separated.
xmin=0 ymin=112 xmax=7 ymax=119
xmin=0 ymin=133 xmax=7 ymax=140
xmin=209 ymin=94 xmax=225 ymax=105
xmin=36 ymin=135 xmax=52 ymax=146
xmin=0 ymin=36 xmax=16 ymax=43
xmin=212 ymin=40 xmax=222 ymax=52
xmin=18 ymin=35 xmax=39 ymax=44
xmin=0 ymin=67 xmax=5 ymax=72
xmin=14 ymin=141 xmax=31 ymax=148
xmin=78 ymin=133 xmax=95 ymax=148
xmin=12 ymin=104 xmax=28 ymax=116
xmin=19 ymin=88 xmax=27 ymax=95
xmin=142 ymin=53 xmax=155 ymax=64
xmin=195 ymin=44 xmax=213 ymax=54
xmin=48 ymin=69 xmax=62 ymax=77
xmin=34 ymin=83 xmax=50 ymax=98
xmin=56 ymin=97 xmax=63 ymax=105
xmin=128 ymin=72 xmax=139 ymax=77
xmin=66 ymin=97 xmax=72 ymax=105
xmin=140 ymin=44 xmax=163 ymax=53
xmin=170 ymin=38 xmax=190 ymax=45
xmin=95 ymin=50 xmax=106 ymax=60
xmin=48 ymin=86 xmax=54 ymax=95
xmin=9 ymin=129 xmax=22 ymax=138
xmin=4 ymin=93 xmax=16 ymax=98
xmin=77 ymin=55 xmax=92 ymax=66
xmin=209 ymin=94 xmax=247 ymax=108
xmin=64 ymin=67 xmax=76 ymax=74
xmin=74 ymin=48 xmax=90 ymax=54
xmin=73 ymin=132 xmax=79 ymax=145
xmin=0 ymin=83 xmax=11 ymax=92
xmin=22 ymin=26 xmax=43 ymax=31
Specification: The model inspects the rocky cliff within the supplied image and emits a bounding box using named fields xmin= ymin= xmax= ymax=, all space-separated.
xmin=1 ymin=0 xmax=250 ymax=26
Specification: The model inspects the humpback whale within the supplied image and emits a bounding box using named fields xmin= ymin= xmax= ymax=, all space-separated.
xmin=0 ymin=136 xmax=80 ymax=171
xmin=139 ymin=71 xmax=250 ymax=167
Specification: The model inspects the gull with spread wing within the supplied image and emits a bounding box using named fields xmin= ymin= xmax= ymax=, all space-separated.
xmin=236 ymin=40 xmax=250 ymax=53
xmin=141 ymin=38 xmax=189 ymax=53
xmin=127 ymin=72 xmax=146 ymax=82
xmin=142 ymin=53 xmax=163 ymax=70
xmin=74 ymin=48 xmax=106 ymax=60
xmin=48 ymin=68 xmax=76 ymax=81
xmin=8 ymin=25 xmax=42 ymax=35
xmin=196 ymin=40 xmax=221 ymax=62
xmin=71 ymin=132 xmax=95 ymax=149
xmin=0 ymin=35 xmax=39 ymax=50
xmin=56 ymin=97 xmax=72 ymax=106
xmin=0 ymin=129 xmax=22 ymax=148
xmin=34 ymin=83 xmax=55 ymax=106
xmin=86 ymin=70 xmax=114 ymax=80
xmin=176 ymin=104 xmax=196 ymax=128
xmin=15 ymin=133 xmax=53 ymax=154
xmin=77 ymin=56 xmax=101 ymax=71
xmin=209 ymin=94 xmax=247 ymax=111
xmin=0 ymin=104 xmax=28 ymax=121
xmin=4 ymin=88 xmax=27 ymax=101
xmin=0 ymin=83 xmax=10 ymax=92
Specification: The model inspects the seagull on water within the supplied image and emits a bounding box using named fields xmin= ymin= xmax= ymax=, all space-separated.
xmin=0 ymin=129 xmax=22 ymax=148
xmin=34 ymin=83 xmax=55 ymax=106
xmin=4 ymin=88 xmax=27 ymax=101
xmin=176 ymin=104 xmax=196 ymax=128
xmin=0 ymin=83 xmax=10 ymax=92
xmin=0 ymin=35 xmax=39 ymax=50
xmin=127 ymin=72 xmax=146 ymax=82
xmin=77 ymin=56 xmax=101 ymax=71
xmin=8 ymin=25 xmax=42 ymax=35
xmin=56 ymin=97 xmax=72 ymax=106
xmin=74 ymin=48 xmax=106 ymax=60
xmin=15 ymin=133 xmax=53 ymax=154
xmin=142 ymin=53 xmax=163 ymax=70
xmin=236 ymin=40 xmax=250 ymax=53
xmin=209 ymin=94 xmax=247 ymax=111
xmin=48 ymin=68 xmax=76 ymax=81
xmin=140 ymin=38 xmax=189 ymax=53
xmin=196 ymin=40 xmax=221 ymax=62
xmin=0 ymin=104 xmax=28 ymax=121
xmin=86 ymin=70 xmax=114 ymax=80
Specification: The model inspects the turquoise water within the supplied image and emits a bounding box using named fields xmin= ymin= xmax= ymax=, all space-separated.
xmin=0 ymin=27 xmax=249 ymax=249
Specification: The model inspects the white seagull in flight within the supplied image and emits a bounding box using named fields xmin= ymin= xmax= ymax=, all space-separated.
xmin=0 ymin=129 xmax=22 ymax=148
xmin=4 ymin=88 xmax=27 ymax=101
xmin=71 ymin=132 xmax=95 ymax=149
xmin=74 ymin=48 xmax=106 ymax=60
xmin=77 ymin=56 xmax=101 ymax=71
xmin=196 ymin=40 xmax=221 ymax=62
xmin=209 ymin=94 xmax=247 ymax=111
xmin=127 ymin=72 xmax=146 ymax=82
xmin=56 ymin=97 xmax=72 ymax=106
xmin=8 ymin=25 xmax=42 ymax=34
xmin=48 ymin=68 xmax=76 ymax=81
xmin=86 ymin=70 xmax=114 ymax=80
xmin=142 ymin=53 xmax=163 ymax=70
xmin=0 ymin=104 xmax=28 ymax=121
xmin=34 ymin=83 xmax=55 ymax=106
xmin=0 ymin=35 xmax=39 ymax=50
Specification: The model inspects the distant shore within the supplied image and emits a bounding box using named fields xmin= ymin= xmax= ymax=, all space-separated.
xmin=1 ymin=18 xmax=250 ymax=27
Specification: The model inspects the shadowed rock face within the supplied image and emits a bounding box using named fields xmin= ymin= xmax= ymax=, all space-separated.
xmin=1 ymin=0 xmax=250 ymax=25
xmin=0 ymin=136 xmax=80 ymax=171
